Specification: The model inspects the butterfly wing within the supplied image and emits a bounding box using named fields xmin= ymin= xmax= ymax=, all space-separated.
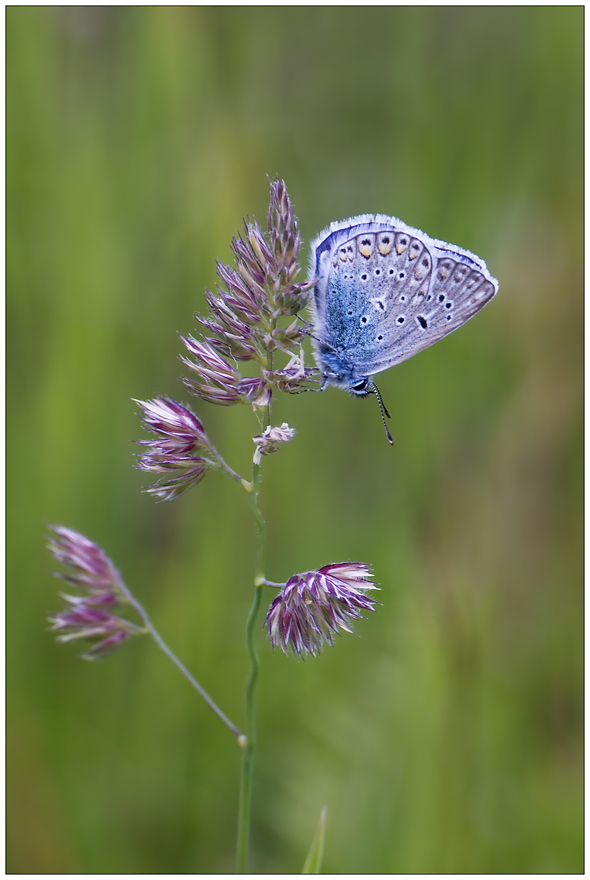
xmin=311 ymin=215 xmax=498 ymax=381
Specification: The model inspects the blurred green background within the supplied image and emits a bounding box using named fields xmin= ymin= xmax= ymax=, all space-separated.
xmin=8 ymin=6 xmax=582 ymax=874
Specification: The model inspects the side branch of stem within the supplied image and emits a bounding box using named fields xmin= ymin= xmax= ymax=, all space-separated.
xmin=118 ymin=584 xmax=243 ymax=741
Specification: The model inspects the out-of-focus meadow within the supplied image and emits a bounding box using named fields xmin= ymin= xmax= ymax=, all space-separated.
xmin=7 ymin=7 xmax=582 ymax=874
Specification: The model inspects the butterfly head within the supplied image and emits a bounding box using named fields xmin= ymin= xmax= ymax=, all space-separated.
xmin=315 ymin=344 xmax=371 ymax=396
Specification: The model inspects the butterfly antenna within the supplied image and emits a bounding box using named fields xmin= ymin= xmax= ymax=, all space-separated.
xmin=370 ymin=381 xmax=394 ymax=446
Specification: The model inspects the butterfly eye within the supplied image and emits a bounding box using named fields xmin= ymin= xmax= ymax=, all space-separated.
xmin=396 ymin=316 xmax=405 ymax=325
xmin=347 ymin=309 xmax=353 ymax=316
xmin=438 ymin=294 xmax=445 ymax=302
xmin=361 ymin=316 xmax=368 ymax=324
xmin=361 ymin=273 xmax=368 ymax=281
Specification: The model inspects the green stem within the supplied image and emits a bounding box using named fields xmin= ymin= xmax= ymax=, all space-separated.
xmin=236 ymin=406 xmax=270 ymax=873
xmin=236 ymin=580 xmax=263 ymax=873
xmin=118 ymin=584 xmax=244 ymax=742
xmin=207 ymin=445 xmax=251 ymax=491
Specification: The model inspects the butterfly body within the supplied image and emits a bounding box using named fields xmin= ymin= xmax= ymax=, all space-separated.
xmin=309 ymin=214 xmax=499 ymax=395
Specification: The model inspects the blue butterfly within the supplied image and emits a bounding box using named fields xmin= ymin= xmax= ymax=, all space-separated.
xmin=309 ymin=214 xmax=499 ymax=443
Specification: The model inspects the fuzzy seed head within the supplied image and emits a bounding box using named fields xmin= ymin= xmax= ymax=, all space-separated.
xmin=265 ymin=563 xmax=380 ymax=657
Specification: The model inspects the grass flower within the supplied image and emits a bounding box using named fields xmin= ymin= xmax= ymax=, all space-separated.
xmin=180 ymin=178 xmax=316 ymax=410
xmin=49 ymin=606 xmax=133 ymax=659
xmin=180 ymin=336 xmax=244 ymax=405
xmin=265 ymin=352 xmax=316 ymax=393
xmin=134 ymin=396 xmax=219 ymax=500
xmin=134 ymin=395 xmax=246 ymax=498
xmin=253 ymin=423 xmax=296 ymax=464
xmin=47 ymin=526 xmax=143 ymax=660
xmin=48 ymin=525 xmax=124 ymax=597
xmin=265 ymin=563 xmax=380 ymax=657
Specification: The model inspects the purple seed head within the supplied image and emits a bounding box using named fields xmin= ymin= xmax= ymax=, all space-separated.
xmin=47 ymin=528 xmax=142 ymax=660
xmin=265 ymin=563 xmax=380 ymax=658
xmin=180 ymin=178 xmax=318 ymax=407
xmin=134 ymin=396 xmax=217 ymax=499
xmin=47 ymin=526 xmax=124 ymax=597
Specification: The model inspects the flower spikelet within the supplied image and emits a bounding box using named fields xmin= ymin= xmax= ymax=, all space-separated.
xmin=196 ymin=302 xmax=258 ymax=361
xmin=134 ymin=396 xmax=216 ymax=500
xmin=265 ymin=563 xmax=380 ymax=657
xmin=181 ymin=178 xmax=317 ymax=407
xmin=180 ymin=336 xmax=243 ymax=404
xmin=267 ymin=178 xmax=316 ymax=314
xmin=47 ymin=526 xmax=142 ymax=660
xmin=253 ymin=423 xmax=295 ymax=465
xmin=264 ymin=352 xmax=317 ymax=393
xmin=48 ymin=525 xmax=124 ymax=597
xmin=268 ymin=177 xmax=299 ymax=273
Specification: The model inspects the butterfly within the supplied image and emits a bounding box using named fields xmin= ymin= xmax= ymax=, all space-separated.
xmin=309 ymin=214 xmax=499 ymax=443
